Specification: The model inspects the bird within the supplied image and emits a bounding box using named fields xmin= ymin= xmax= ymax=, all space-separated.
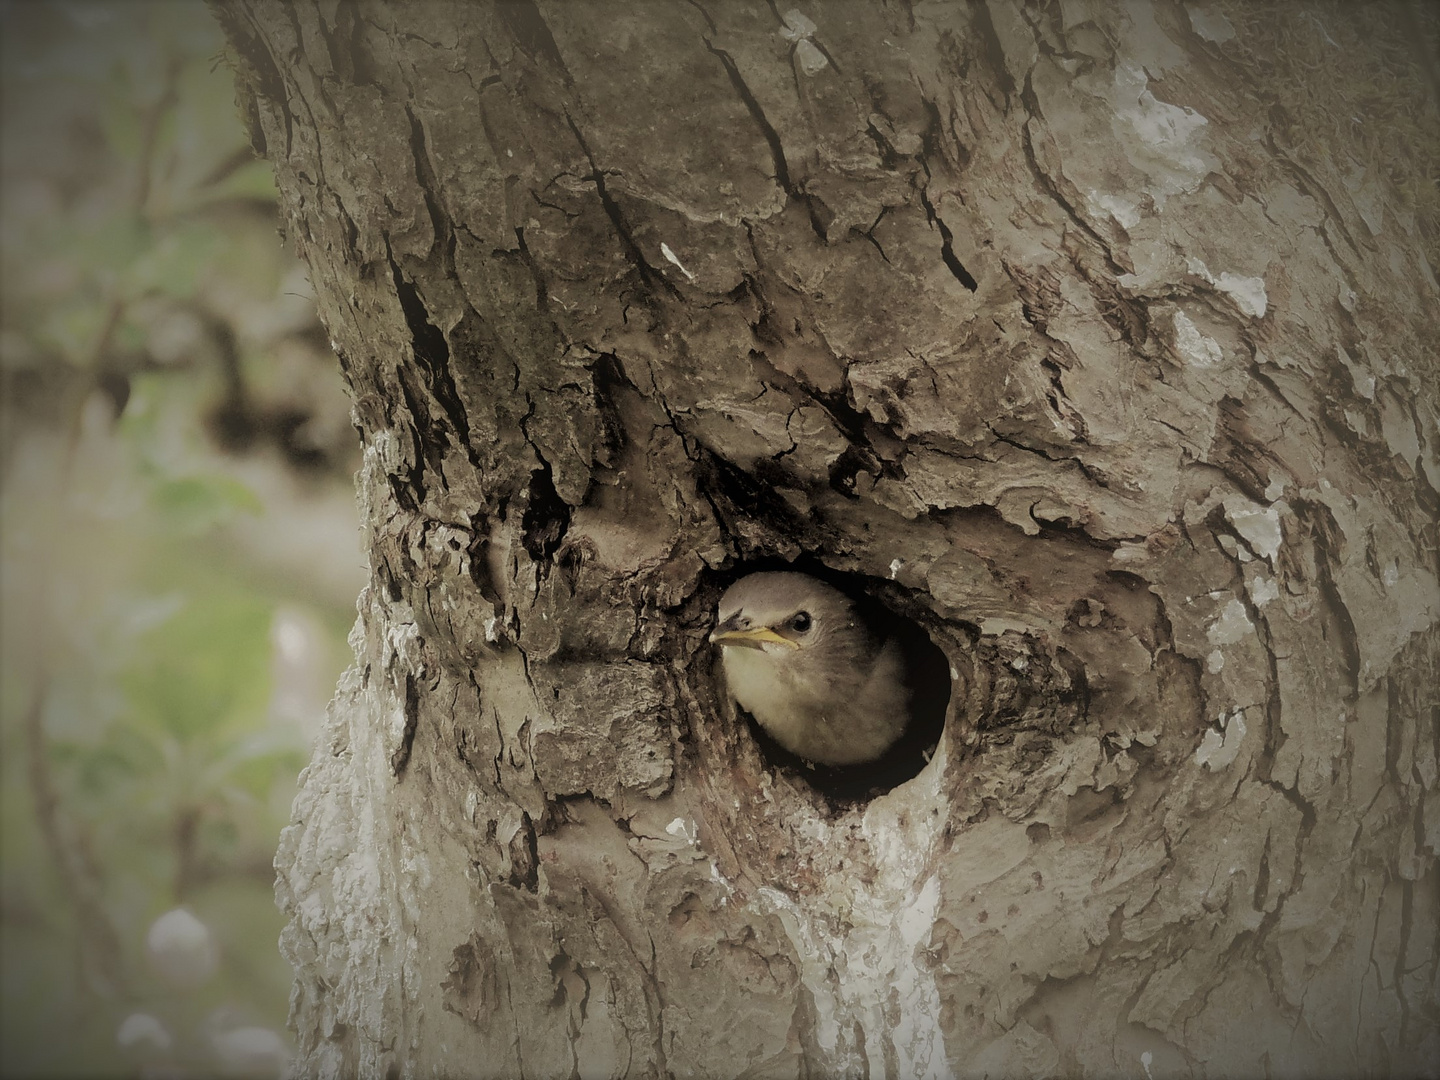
xmin=709 ymin=571 xmax=912 ymax=767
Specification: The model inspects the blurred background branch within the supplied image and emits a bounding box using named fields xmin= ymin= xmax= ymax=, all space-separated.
xmin=1 ymin=3 xmax=362 ymax=1076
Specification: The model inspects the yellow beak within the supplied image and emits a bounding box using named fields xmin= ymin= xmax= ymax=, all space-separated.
xmin=709 ymin=625 xmax=800 ymax=650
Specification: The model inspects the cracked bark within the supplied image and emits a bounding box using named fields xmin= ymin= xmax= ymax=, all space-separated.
xmin=215 ymin=1 xmax=1439 ymax=1077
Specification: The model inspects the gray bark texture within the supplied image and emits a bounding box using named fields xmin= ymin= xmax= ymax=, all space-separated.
xmin=215 ymin=1 xmax=1439 ymax=1076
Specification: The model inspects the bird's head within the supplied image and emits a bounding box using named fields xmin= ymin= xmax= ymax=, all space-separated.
xmin=709 ymin=572 xmax=857 ymax=657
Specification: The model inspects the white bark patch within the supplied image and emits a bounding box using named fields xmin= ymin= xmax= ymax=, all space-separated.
xmin=1185 ymin=257 xmax=1268 ymax=317
xmin=1217 ymin=534 xmax=1252 ymax=563
xmin=794 ymin=39 xmax=829 ymax=76
xmin=1207 ymin=597 xmax=1253 ymax=647
xmin=1224 ymin=497 xmax=1285 ymax=563
xmin=1111 ymin=542 xmax=1150 ymax=566
xmin=382 ymin=611 xmax=423 ymax=673
xmin=371 ymin=426 xmax=405 ymax=474
xmin=708 ymin=859 xmax=735 ymax=900
xmin=751 ymin=744 xmax=951 ymax=1077
xmin=1194 ymin=708 xmax=1248 ymax=770
xmin=778 ymin=9 xmax=816 ymax=41
xmin=496 ymin=806 xmax=524 ymax=847
xmin=664 ymin=816 xmax=696 ymax=844
xmin=659 ymin=242 xmax=695 ymax=282
xmin=1110 ymin=60 xmax=1212 ymax=198
xmin=1171 ymin=310 xmax=1222 ymax=368
xmin=1089 ymin=191 xmax=1141 ymax=229
xmin=1247 ymin=575 xmax=1279 ymax=607
xmin=778 ymin=8 xmax=829 ymax=75
xmin=1215 ymin=272 xmax=1268 ymax=318
xmin=864 ymin=874 xmax=948 ymax=1079
xmin=1187 ymin=6 xmax=1236 ymax=43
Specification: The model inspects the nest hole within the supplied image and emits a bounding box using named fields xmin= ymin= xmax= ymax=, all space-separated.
xmin=710 ymin=557 xmax=953 ymax=803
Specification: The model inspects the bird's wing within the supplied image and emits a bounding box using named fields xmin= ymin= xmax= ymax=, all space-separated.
xmin=859 ymin=635 xmax=910 ymax=723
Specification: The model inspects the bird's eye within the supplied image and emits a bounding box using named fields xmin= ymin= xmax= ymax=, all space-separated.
xmin=790 ymin=611 xmax=812 ymax=633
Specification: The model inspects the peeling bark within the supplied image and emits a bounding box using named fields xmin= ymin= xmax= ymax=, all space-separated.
xmin=216 ymin=1 xmax=1439 ymax=1076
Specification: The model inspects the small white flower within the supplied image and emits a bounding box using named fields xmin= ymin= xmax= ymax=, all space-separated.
xmin=145 ymin=908 xmax=218 ymax=989
xmin=117 ymin=1013 xmax=172 ymax=1052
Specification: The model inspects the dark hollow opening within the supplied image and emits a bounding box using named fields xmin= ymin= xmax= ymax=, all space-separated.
xmin=710 ymin=557 xmax=952 ymax=803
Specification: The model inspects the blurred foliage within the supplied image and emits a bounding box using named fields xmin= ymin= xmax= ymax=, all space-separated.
xmin=1 ymin=2 xmax=363 ymax=1077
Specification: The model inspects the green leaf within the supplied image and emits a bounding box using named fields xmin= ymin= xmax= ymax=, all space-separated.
xmin=78 ymin=212 xmax=151 ymax=277
xmin=204 ymin=159 xmax=279 ymax=203
xmin=150 ymin=474 xmax=262 ymax=534
xmin=129 ymin=224 xmax=219 ymax=300
xmin=35 ymin=298 xmax=108 ymax=365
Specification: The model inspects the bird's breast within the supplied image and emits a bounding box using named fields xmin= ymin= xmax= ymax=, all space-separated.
xmin=721 ymin=642 xmax=906 ymax=766
xmin=721 ymin=647 xmax=796 ymax=723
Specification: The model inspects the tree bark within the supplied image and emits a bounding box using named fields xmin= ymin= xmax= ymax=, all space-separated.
xmin=215 ymin=1 xmax=1439 ymax=1076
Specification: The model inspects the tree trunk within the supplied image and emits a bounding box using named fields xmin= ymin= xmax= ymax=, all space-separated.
xmin=215 ymin=1 xmax=1439 ymax=1076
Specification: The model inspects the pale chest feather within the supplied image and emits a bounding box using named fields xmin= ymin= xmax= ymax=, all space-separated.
xmin=721 ymin=639 xmax=909 ymax=766
xmin=722 ymin=646 xmax=807 ymax=731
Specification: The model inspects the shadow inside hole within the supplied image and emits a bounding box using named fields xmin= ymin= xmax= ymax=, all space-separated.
xmin=715 ymin=561 xmax=952 ymax=802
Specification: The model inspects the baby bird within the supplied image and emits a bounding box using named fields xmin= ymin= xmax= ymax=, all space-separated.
xmin=709 ymin=572 xmax=911 ymax=767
